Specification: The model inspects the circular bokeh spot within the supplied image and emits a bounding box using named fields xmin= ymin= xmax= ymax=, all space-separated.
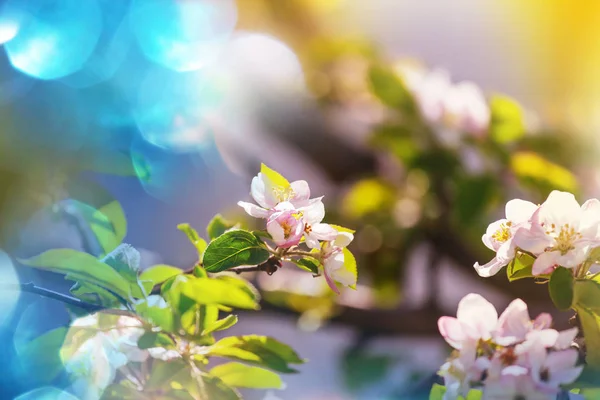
xmin=4 ymin=0 xmax=102 ymax=80
xmin=130 ymin=0 xmax=237 ymax=71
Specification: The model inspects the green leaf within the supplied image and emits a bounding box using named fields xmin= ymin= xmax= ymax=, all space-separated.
xmin=549 ymin=267 xmax=574 ymax=311
xmin=489 ymin=95 xmax=525 ymax=144
xmin=261 ymin=163 xmax=290 ymax=189
xmin=18 ymin=249 xmax=135 ymax=299
xmin=17 ymin=327 xmax=67 ymax=383
xmin=207 ymin=214 xmax=236 ymax=240
xmin=368 ymin=64 xmax=414 ymax=112
xmin=70 ymin=281 xmax=121 ymax=307
xmin=210 ymin=362 xmax=283 ymax=389
xmin=202 ymin=315 xmax=238 ymax=335
xmin=574 ymin=307 xmax=600 ymax=368
xmin=293 ymin=258 xmax=320 ymax=274
xmin=574 ymin=279 xmax=600 ymax=367
xmin=178 ymin=277 xmax=259 ymax=310
xmin=214 ymin=274 xmax=261 ymax=304
xmin=137 ymin=331 xmax=175 ymax=349
xmin=140 ymin=265 xmax=183 ymax=288
xmin=199 ymin=372 xmax=241 ymax=400
xmin=146 ymin=359 xmax=188 ymax=390
xmin=203 ymin=230 xmax=270 ymax=273
xmin=465 ymin=389 xmax=483 ymax=400
xmin=102 ymin=244 xmax=140 ymax=283
xmin=429 ymin=383 xmax=446 ymax=400
xmin=507 ymin=252 xmax=535 ymax=281
xmin=177 ymin=223 xmax=208 ymax=259
xmin=208 ymin=335 xmax=305 ymax=373
xmin=135 ymin=298 xmax=176 ymax=332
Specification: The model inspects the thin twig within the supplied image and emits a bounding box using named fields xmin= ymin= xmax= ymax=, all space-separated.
xmin=1 ymin=282 xmax=104 ymax=311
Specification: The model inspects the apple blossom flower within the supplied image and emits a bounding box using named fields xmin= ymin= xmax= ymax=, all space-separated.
xmin=238 ymin=169 xmax=310 ymax=218
xmin=514 ymin=191 xmax=600 ymax=275
xmin=437 ymin=293 xmax=498 ymax=349
xmin=300 ymin=199 xmax=337 ymax=249
xmin=266 ymin=202 xmax=305 ymax=248
xmin=319 ymin=230 xmax=356 ymax=294
xmin=64 ymin=314 xmax=148 ymax=399
xmin=524 ymin=342 xmax=583 ymax=395
xmin=483 ymin=373 xmax=551 ymax=400
xmin=474 ymin=199 xmax=538 ymax=277
xmin=437 ymin=294 xmax=583 ymax=398
xmin=400 ymin=67 xmax=490 ymax=137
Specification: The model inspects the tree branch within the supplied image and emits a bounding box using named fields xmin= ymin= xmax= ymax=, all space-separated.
xmin=1 ymin=282 xmax=104 ymax=312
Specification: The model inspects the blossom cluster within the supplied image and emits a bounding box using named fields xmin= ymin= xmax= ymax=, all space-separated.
xmin=397 ymin=64 xmax=490 ymax=137
xmin=475 ymin=190 xmax=600 ymax=278
xmin=238 ymin=164 xmax=356 ymax=293
xmin=438 ymin=293 xmax=582 ymax=400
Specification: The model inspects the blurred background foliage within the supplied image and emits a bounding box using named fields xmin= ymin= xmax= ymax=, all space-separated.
xmin=1 ymin=0 xmax=600 ymax=399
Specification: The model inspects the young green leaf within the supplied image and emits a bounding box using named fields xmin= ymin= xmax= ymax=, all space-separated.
xmin=198 ymin=373 xmax=241 ymax=400
xmin=18 ymin=249 xmax=135 ymax=299
xmin=208 ymin=335 xmax=305 ymax=373
xmin=140 ymin=265 xmax=183 ymax=288
xmin=261 ymin=163 xmax=290 ymax=189
xmin=202 ymin=315 xmax=238 ymax=336
xmin=207 ymin=214 xmax=236 ymax=240
xmin=368 ymin=64 xmax=414 ymax=112
xmin=102 ymin=244 xmax=141 ymax=283
xmin=549 ymin=267 xmax=574 ymax=311
xmin=203 ymin=230 xmax=270 ymax=273
xmin=137 ymin=331 xmax=175 ymax=349
xmin=145 ymin=360 xmax=188 ymax=391
xmin=70 ymin=281 xmax=121 ymax=307
xmin=293 ymin=258 xmax=320 ymax=274
xmin=343 ymin=248 xmax=358 ymax=290
xmin=210 ymin=362 xmax=283 ymax=389
xmin=214 ymin=274 xmax=261 ymax=304
xmin=507 ymin=252 xmax=535 ymax=281
xmin=177 ymin=223 xmax=208 ymax=258
xmin=429 ymin=383 xmax=446 ymax=400
xmin=178 ymin=277 xmax=259 ymax=310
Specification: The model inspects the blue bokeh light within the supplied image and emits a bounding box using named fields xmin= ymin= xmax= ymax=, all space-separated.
xmin=130 ymin=0 xmax=237 ymax=71
xmin=134 ymin=66 xmax=223 ymax=151
xmin=60 ymin=0 xmax=134 ymax=88
xmin=3 ymin=0 xmax=102 ymax=80
xmin=0 ymin=250 xmax=19 ymax=327
xmin=131 ymin=137 xmax=203 ymax=202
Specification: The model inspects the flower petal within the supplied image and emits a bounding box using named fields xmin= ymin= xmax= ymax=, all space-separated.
xmin=334 ymin=231 xmax=354 ymax=248
xmin=437 ymin=317 xmax=466 ymax=349
xmin=513 ymin=226 xmax=552 ymax=256
xmin=505 ymin=199 xmax=538 ymax=224
xmin=237 ymin=201 xmax=270 ymax=218
xmin=251 ymin=174 xmax=276 ymax=209
xmin=537 ymin=190 xmax=581 ymax=228
xmin=322 ymin=266 xmax=340 ymax=294
xmin=532 ymin=251 xmax=560 ymax=275
xmin=554 ymin=328 xmax=578 ymax=350
xmin=495 ymin=298 xmax=531 ymax=344
xmin=301 ymin=199 xmax=325 ymax=225
xmin=456 ymin=293 xmax=498 ymax=340
xmin=304 ymin=232 xmax=320 ymax=249
xmin=310 ymin=223 xmax=338 ymax=241
xmin=533 ymin=313 xmax=553 ymax=330
xmin=473 ymin=257 xmax=506 ymax=277
xmin=290 ymin=180 xmax=310 ymax=202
